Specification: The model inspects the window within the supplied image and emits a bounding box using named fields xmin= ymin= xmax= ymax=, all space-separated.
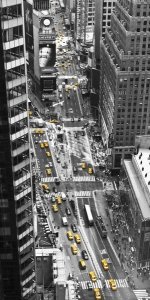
xmin=0 ymin=199 xmax=8 ymax=207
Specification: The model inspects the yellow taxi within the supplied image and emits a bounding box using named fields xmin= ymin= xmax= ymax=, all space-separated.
xmin=89 ymin=271 xmax=97 ymax=282
xmin=28 ymin=110 xmax=33 ymax=117
xmin=44 ymin=141 xmax=49 ymax=148
xmin=34 ymin=129 xmax=40 ymax=134
xmin=40 ymin=184 xmax=50 ymax=192
xmin=101 ymin=259 xmax=109 ymax=271
xmin=79 ymin=259 xmax=86 ymax=270
xmin=81 ymin=162 xmax=86 ymax=169
xmin=35 ymin=129 xmax=44 ymax=134
xmin=40 ymin=142 xmax=44 ymax=149
xmin=74 ymin=233 xmax=81 ymax=244
xmin=71 ymin=243 xmax=78 ymax=255
xmin=67 ymin=231 xmax=74 ymax=241
xmin=46 ymin=168 xmax=52 ymax=176
xmin=88 ymin=167 xmax=93 ymax=174
xmin=39 ymin=129 xmax=44 ymax=134
xmin=52 ymin=204 xmax=58 ymax=212
xmin=65 ymin=87 xmax=69 ymax=92
xmin=75 ymin=82 xmax=79 ymax=86
xmin=40 ymin=183 xmax=48 ymax=189
xmin=93 ymin=288 xmax=102 ymax=300
xmin=55 ymin=195 xmax=62 ymax=205
xmin=109 ymin=279 xmax=117 ymax=291
xmin=46 ymin=152 xmax=51 ymax=157
xmin=49 ymin=119 xmax=59 ymax=123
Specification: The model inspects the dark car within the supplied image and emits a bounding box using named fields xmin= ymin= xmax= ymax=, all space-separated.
xmin=56 ymin=157 xmax=60 ymax=163
xmin=52 ymin=187 xmax=58 ymax=193
xmin=71 ymin=223 xmax=77 ymax=233
xmin=66 ymin=207 xmax=71 ymax=215
xmin=74 ymin=132 xmax=77 ymax=138
xmin=55 ymin=178 xmax=60 ymax=185
xmin=73 ymin=166 xmax=78 ymax=173
xmin=81 ymin=130 xmax=85 ymax=136
xmin=82 ymin=250 xmax=89 ymax=260
xmin=87 ymin=281 xmax=93 ymax=290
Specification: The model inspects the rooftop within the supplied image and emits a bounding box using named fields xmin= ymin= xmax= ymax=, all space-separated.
xmin=124 ymin=147 xmax=150 ymax=219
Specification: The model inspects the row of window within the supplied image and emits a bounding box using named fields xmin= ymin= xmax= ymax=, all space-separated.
xmin=103 ymin=2 xmax=116 ymax=8
xmin=1 ymin=4 xmax=22 ymax=21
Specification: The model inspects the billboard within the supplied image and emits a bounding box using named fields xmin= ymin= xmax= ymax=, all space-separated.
xmin=24 ymin=1 xmax=34 ymax=52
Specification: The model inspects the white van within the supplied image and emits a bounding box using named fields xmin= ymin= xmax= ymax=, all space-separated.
xmin=62 ymin=217 xmax=68 ymax=226
xmin=59 ymin=93 xmax=62 ymax=99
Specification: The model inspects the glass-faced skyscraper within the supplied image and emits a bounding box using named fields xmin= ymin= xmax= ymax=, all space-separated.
xmin=0 ymin=1 xmax=36 ymax=299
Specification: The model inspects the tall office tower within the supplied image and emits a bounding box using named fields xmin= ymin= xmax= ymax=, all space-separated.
xmin=94 ymin=0 xmax=116 ymax=68
xmin=0 ymin=1 xmax=36 ymax=300
xmin=100 ymin=0 xmax=150 ymax=172
xmin=75 ymin=0 xmax=95 ymax=48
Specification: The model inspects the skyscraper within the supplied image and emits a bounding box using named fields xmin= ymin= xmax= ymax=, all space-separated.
xmin=100 ymin=0 xmax=150 ymax=171
xmin=94 ymin=0 xmax=116 ymax=67
xmin=0 ymin=1 xmax=36 ymax=299
xmin=75 ymin=0 xmax=95 ymax=48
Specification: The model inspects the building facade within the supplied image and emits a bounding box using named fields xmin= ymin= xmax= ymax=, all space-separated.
xmin=75 ymin=0 xmax=95 ymax=53
xmin=0 ymin=1 xmax=36 ymax=299
xmin=94 ymin=0 xmax=116 ymax=67
xmin=39 ymin=15 xmax=56 ymax=100
xmin=100 ymin=0 xmax=150 ymax=171
xmin=122 ymin=135 xmax=150 ymax=265
xmin=33 ymin=0 xmax=49 ymax=10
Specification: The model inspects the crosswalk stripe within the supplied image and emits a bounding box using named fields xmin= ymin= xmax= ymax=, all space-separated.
xmin=79 ymin=279 xmax=129 ymax=290
xmin=80 ymin=281 xmax=87 ymax=289
xmin=73 ymin=176 xmax=95 ymax=182
xmin=133 ymin=290 xmax=149 ymax=298
xmin=93 ymin=282 xmax=97 ymax=288
xmin=74 ymin=191 xmax=91 ymax=197
xmin=97 ymin=279 xmax=102 ymax=288
xmin=116 ymin=279 xmax=128 ymax=288
xmin=105 ymin=280 xmax=110 ymax=288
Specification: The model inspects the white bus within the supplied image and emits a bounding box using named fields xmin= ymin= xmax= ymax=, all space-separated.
xmin=84 ymin=204 xmax=94 ymax=226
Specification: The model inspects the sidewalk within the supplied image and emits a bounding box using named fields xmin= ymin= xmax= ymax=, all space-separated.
xmin=95 ymin=188 xmax=150 ymax=293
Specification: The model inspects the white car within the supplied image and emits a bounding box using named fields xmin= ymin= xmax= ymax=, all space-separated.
xmin=61 ymin=192 xmax=66 ymax=201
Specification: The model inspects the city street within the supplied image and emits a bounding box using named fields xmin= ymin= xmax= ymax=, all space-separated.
xmin=30 ymin=9 xmax=143 ymax=300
